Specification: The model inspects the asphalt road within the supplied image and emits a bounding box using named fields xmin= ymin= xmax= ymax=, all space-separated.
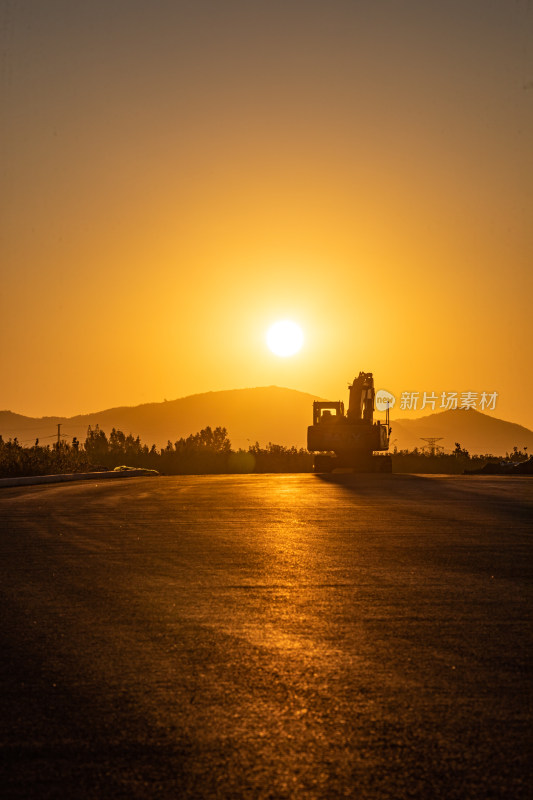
xmin=0 ymin=474 xmax=531 ymax=799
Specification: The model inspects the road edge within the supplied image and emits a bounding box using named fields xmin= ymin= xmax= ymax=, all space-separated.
xmin=0 ymin=470 xmax=159 ymax=488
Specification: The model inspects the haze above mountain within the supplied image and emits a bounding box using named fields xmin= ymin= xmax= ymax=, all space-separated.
xmin=1 ymin=387 xmax=531 ymax=456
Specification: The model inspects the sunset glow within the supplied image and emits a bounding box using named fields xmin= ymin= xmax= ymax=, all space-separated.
xmin=0 ymin=2 xmax=531 ymax=429
xmin=266 ymin=321 xmax=304 ymax=358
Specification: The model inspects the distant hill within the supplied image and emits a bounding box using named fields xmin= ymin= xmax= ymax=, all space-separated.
xmin=1 ymin=389 xmax=531 ymax=456
xmin=391 ymin=408 xmax=533 ymax=456
xmin=0 ymin=387 xmax=321 ymax=451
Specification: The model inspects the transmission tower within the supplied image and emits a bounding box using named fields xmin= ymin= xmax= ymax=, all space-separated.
xmin=420 ymin=437 xmax=444 ymax=456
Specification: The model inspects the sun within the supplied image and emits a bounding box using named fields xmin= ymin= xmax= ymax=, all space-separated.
xmin=266 ymin=320 xmax=304 ymax=357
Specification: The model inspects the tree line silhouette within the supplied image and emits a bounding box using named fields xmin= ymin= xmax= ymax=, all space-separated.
xmin=391 ymin=443 xmax=529 ymax=474
xmin=0 ymin=425 xmax=312 ymax=477
xmin=0 ymin=426 xmax=529 ymax=478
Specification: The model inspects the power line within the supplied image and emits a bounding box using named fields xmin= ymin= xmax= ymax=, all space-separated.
xmin=1 ymin=428 xmax=83 ymax=444
xmin=0 ymin=426 xmax=83 ymax=437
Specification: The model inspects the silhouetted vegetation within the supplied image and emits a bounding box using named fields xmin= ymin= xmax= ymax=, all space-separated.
xmin=0 ymin=429 xmax=530 ymax=479
xmin=0 ymin=436 xmax=91 ymax=478
xmin=245 ymin=442 xmax=312 ymax=473
xmin=0 ymin=426 xmax=313 ymax=477
xmin=391 ymin=443 xmax=530 ymax=474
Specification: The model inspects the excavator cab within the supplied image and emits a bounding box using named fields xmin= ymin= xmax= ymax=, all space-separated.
xmin=313 ymin=401 xmax=344 ymax=425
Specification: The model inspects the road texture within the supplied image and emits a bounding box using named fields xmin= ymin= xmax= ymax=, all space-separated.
xmin=0 ymin=474 xmax=531 ymax=799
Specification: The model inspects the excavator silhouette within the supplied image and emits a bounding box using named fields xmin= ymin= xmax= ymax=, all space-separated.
xmin=307 ymin=372 xmax=392 ymax=473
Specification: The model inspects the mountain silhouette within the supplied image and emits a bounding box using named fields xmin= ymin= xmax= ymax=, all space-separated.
xmin=0 ymin=387 xmax=320 ymax=451
xmin=391 ymin=407 xmax=533 ymax=456
xmin=1 ymin=389 xmax=531 ymax=456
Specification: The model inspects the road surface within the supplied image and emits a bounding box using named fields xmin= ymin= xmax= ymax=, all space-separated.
xmin=0 ymin=474 xmax=531 ymax=799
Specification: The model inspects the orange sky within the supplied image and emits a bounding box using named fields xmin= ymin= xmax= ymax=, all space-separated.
xmin=1 ymin=1 xmax=532 ymax=427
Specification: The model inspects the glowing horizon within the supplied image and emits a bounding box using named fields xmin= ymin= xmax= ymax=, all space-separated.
xmin=1 ymin=2 xmax=531 ymax=429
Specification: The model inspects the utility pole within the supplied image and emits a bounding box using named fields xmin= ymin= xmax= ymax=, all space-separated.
xmin=57 ymin=423 xmax=61 ymax=449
